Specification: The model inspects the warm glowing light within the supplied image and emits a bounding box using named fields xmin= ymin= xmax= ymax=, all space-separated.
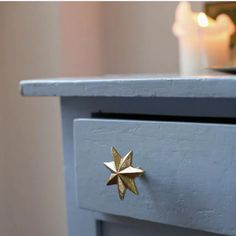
xmin=197 ymin=12 xmax=209 ymax=27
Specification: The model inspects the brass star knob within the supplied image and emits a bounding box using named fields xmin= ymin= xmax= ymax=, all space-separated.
xmin=104 ymin=147 xmax=144 ymax=200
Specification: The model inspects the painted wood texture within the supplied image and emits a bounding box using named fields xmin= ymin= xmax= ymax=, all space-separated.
xmin=20 ymin=75 xmax=236 ymax=98
xmin=101 ymin=221 xmax=221 ymax=236
xmin=60 ymin=97 xmax=235 ymax=236
xmin=74 ymin=119 xmax=236 ymax=236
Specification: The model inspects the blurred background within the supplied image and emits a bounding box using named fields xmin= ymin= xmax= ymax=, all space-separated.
xmin=0 ymin=2 xmax=206 ymax=236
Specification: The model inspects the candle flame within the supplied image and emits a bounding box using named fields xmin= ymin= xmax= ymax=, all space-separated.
xmin=197 ymin=12 xmax=209 ymax=27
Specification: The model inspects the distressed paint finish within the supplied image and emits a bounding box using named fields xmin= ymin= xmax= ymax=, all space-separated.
xmin=74 ymin=119 xmax=236 ymax=236
xmin=59 ymin=97 xmax=233 ymax=236
xmin=20 ymin=77 xmax=236 ymax=236
xmin=20 ymin=75 xmax=236 ymax=98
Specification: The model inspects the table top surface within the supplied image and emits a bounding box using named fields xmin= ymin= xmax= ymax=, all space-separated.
xmin=20 ymin=74 xmax=236 ymax=98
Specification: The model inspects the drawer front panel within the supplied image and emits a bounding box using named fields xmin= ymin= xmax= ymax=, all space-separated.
xmin=74 ymin=119 xmax=236 ymax=235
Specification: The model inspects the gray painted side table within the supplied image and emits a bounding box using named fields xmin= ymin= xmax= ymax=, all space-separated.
xmin=21 ymin=75 xmax=236 ymax=236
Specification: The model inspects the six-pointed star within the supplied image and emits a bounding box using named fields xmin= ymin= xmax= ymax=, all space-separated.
xmin=104 ymin=147 xmax=144 ymax=200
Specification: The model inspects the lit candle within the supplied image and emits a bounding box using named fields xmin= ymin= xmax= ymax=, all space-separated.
xmin=173 ymin=2 xmax=235 ymax=75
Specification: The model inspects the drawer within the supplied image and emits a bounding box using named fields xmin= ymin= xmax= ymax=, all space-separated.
xmin=74 ymin=119 xmax=236 ymax=235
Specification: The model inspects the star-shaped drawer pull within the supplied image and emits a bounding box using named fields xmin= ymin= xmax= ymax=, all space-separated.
xmin=104 ymin=147 xmax=144 ymax=200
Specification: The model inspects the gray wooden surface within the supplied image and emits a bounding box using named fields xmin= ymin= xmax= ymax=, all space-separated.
xmin=101 ymin=221 xmax=221 ymax=236
xmin=20 ymin=75 xmax=236 ymax=98
xmin=74 ymin=118 xmax=236 ymax=236
xmin=60 ymin=97 xmax=234 ymax=236
xmin=20 ymin=76 xmax=236 ymax=236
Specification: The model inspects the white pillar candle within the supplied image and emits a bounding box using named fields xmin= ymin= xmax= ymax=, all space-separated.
xmin=173 ymin=2 xmax=235 ymax=75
